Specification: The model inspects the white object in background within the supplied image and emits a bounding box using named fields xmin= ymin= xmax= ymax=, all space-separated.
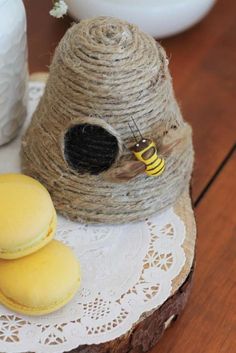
xmin=65 ymin=0 xmax=216 ymax=38
xmin=0 ymin=0 xmax=28 ymax=146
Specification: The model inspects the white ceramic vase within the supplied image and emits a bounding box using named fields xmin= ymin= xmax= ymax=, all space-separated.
xmin=65 ymin=0 xmax=216 ymax=38
xmin=0 ymin=0 xmax=28 ymax=146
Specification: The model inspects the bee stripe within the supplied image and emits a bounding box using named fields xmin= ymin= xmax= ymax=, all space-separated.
xmin=147 ymin=159 xmax=164 ymax=173
xmin=144 ymin=153 xmax=158 ymax=165
xmin=146 ymin=158 xmax=163 ymax=171
xmin=151 ymin=164 xmax=165 ymax=176
xmin=146 ymin=161 xmax=165 ymax=176
xmin=146 ymin=157 xmax=156 ymax=167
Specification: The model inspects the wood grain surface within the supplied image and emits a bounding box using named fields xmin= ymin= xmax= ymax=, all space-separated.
xmin=22 ymin=0 xmax=236 ymax=352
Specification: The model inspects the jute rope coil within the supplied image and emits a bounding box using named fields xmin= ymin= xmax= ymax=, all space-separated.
xmin=22 ymin=17 xmax=194 ymax=224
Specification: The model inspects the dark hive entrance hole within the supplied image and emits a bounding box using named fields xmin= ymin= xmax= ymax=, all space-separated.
xmin=64 ymin=123 xmax=119 ymax=175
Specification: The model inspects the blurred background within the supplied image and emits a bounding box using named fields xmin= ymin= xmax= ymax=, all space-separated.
xmin=0 ymin=0 xmax=235 ymax=352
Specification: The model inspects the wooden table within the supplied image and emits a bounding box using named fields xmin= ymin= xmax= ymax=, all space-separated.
xmin=23 ymin=1 xmax=236 ymax=352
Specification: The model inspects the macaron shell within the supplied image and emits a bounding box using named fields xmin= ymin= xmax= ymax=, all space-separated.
xmin=0 ymin=174 xmax=46 ymax=188
xmin=0 ymin=240 xmax=81 ymax=315
xmin=0 ymin=174 xmax=56 ymax=259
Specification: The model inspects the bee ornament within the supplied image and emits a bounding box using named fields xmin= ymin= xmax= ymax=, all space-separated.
xmin=129 ymin=121 xmax=165 ymax=177
xmin=131 ymin=139 xmax=165 ymax=176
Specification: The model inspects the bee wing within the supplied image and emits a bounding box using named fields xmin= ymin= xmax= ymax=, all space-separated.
xmin=158 ymin=138 xmax=182 ymax=156
xmin=158 ymin=123 xmax=192 ymax=157
xmin=104 ymin=160 xmax=146 ymax=183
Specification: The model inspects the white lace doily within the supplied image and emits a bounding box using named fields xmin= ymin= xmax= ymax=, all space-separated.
xmin=0 ymin=82 xmax=186 ymax=353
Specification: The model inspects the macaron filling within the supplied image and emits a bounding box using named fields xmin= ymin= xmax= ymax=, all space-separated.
xmin=0 ymin=174 xmax=58 ymax=260
xmin=0 ymin=211 xmax=57 ymax=259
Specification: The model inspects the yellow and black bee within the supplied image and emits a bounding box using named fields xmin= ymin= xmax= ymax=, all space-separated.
xmin=128 ymin=120 xmax=165 ymax=177
xmin=104 ymin=121 xmax=189 ymax=183
xmin=131 ymin=138 xmax=165 ymax=176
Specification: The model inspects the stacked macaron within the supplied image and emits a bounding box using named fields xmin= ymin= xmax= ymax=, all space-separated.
xmin=0 ymin=174 xmax=81 ymax=316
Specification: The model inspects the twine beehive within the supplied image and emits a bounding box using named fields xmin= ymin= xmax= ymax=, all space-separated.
xmin=22 ymin=17 xmax=194 ymax=224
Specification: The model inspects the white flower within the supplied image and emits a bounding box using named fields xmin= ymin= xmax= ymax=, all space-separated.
xmin=49 ymin=0 xmax=68 ymax=18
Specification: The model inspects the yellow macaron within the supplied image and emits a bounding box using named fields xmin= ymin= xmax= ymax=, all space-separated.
xmin=0 ymin=240 xmax=81 ymax=315
xmin=0 ymin=174 xmax=56 ymax=259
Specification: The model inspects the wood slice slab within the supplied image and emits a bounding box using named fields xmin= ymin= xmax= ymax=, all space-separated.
xmin=27 ymin=74 xmax=197 ymax=353
xmin=70 ymin=267 xmax=194 ymax=353
xmin=34 ymin=73 xmax=196 ymax=353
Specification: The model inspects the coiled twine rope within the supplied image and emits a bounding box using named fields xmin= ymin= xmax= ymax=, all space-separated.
xmin=22 ymin=17 xmax=194 ymax=224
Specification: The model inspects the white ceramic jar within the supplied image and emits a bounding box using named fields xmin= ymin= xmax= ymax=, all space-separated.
xmin=0 ymin=0 xmax=28 ymax=146
xmin=65 ymin=0 xmax=216 ymax=38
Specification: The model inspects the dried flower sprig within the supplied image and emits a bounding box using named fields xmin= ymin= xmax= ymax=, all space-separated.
xmin=49 ymin=0 xmax=68 ymax=19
